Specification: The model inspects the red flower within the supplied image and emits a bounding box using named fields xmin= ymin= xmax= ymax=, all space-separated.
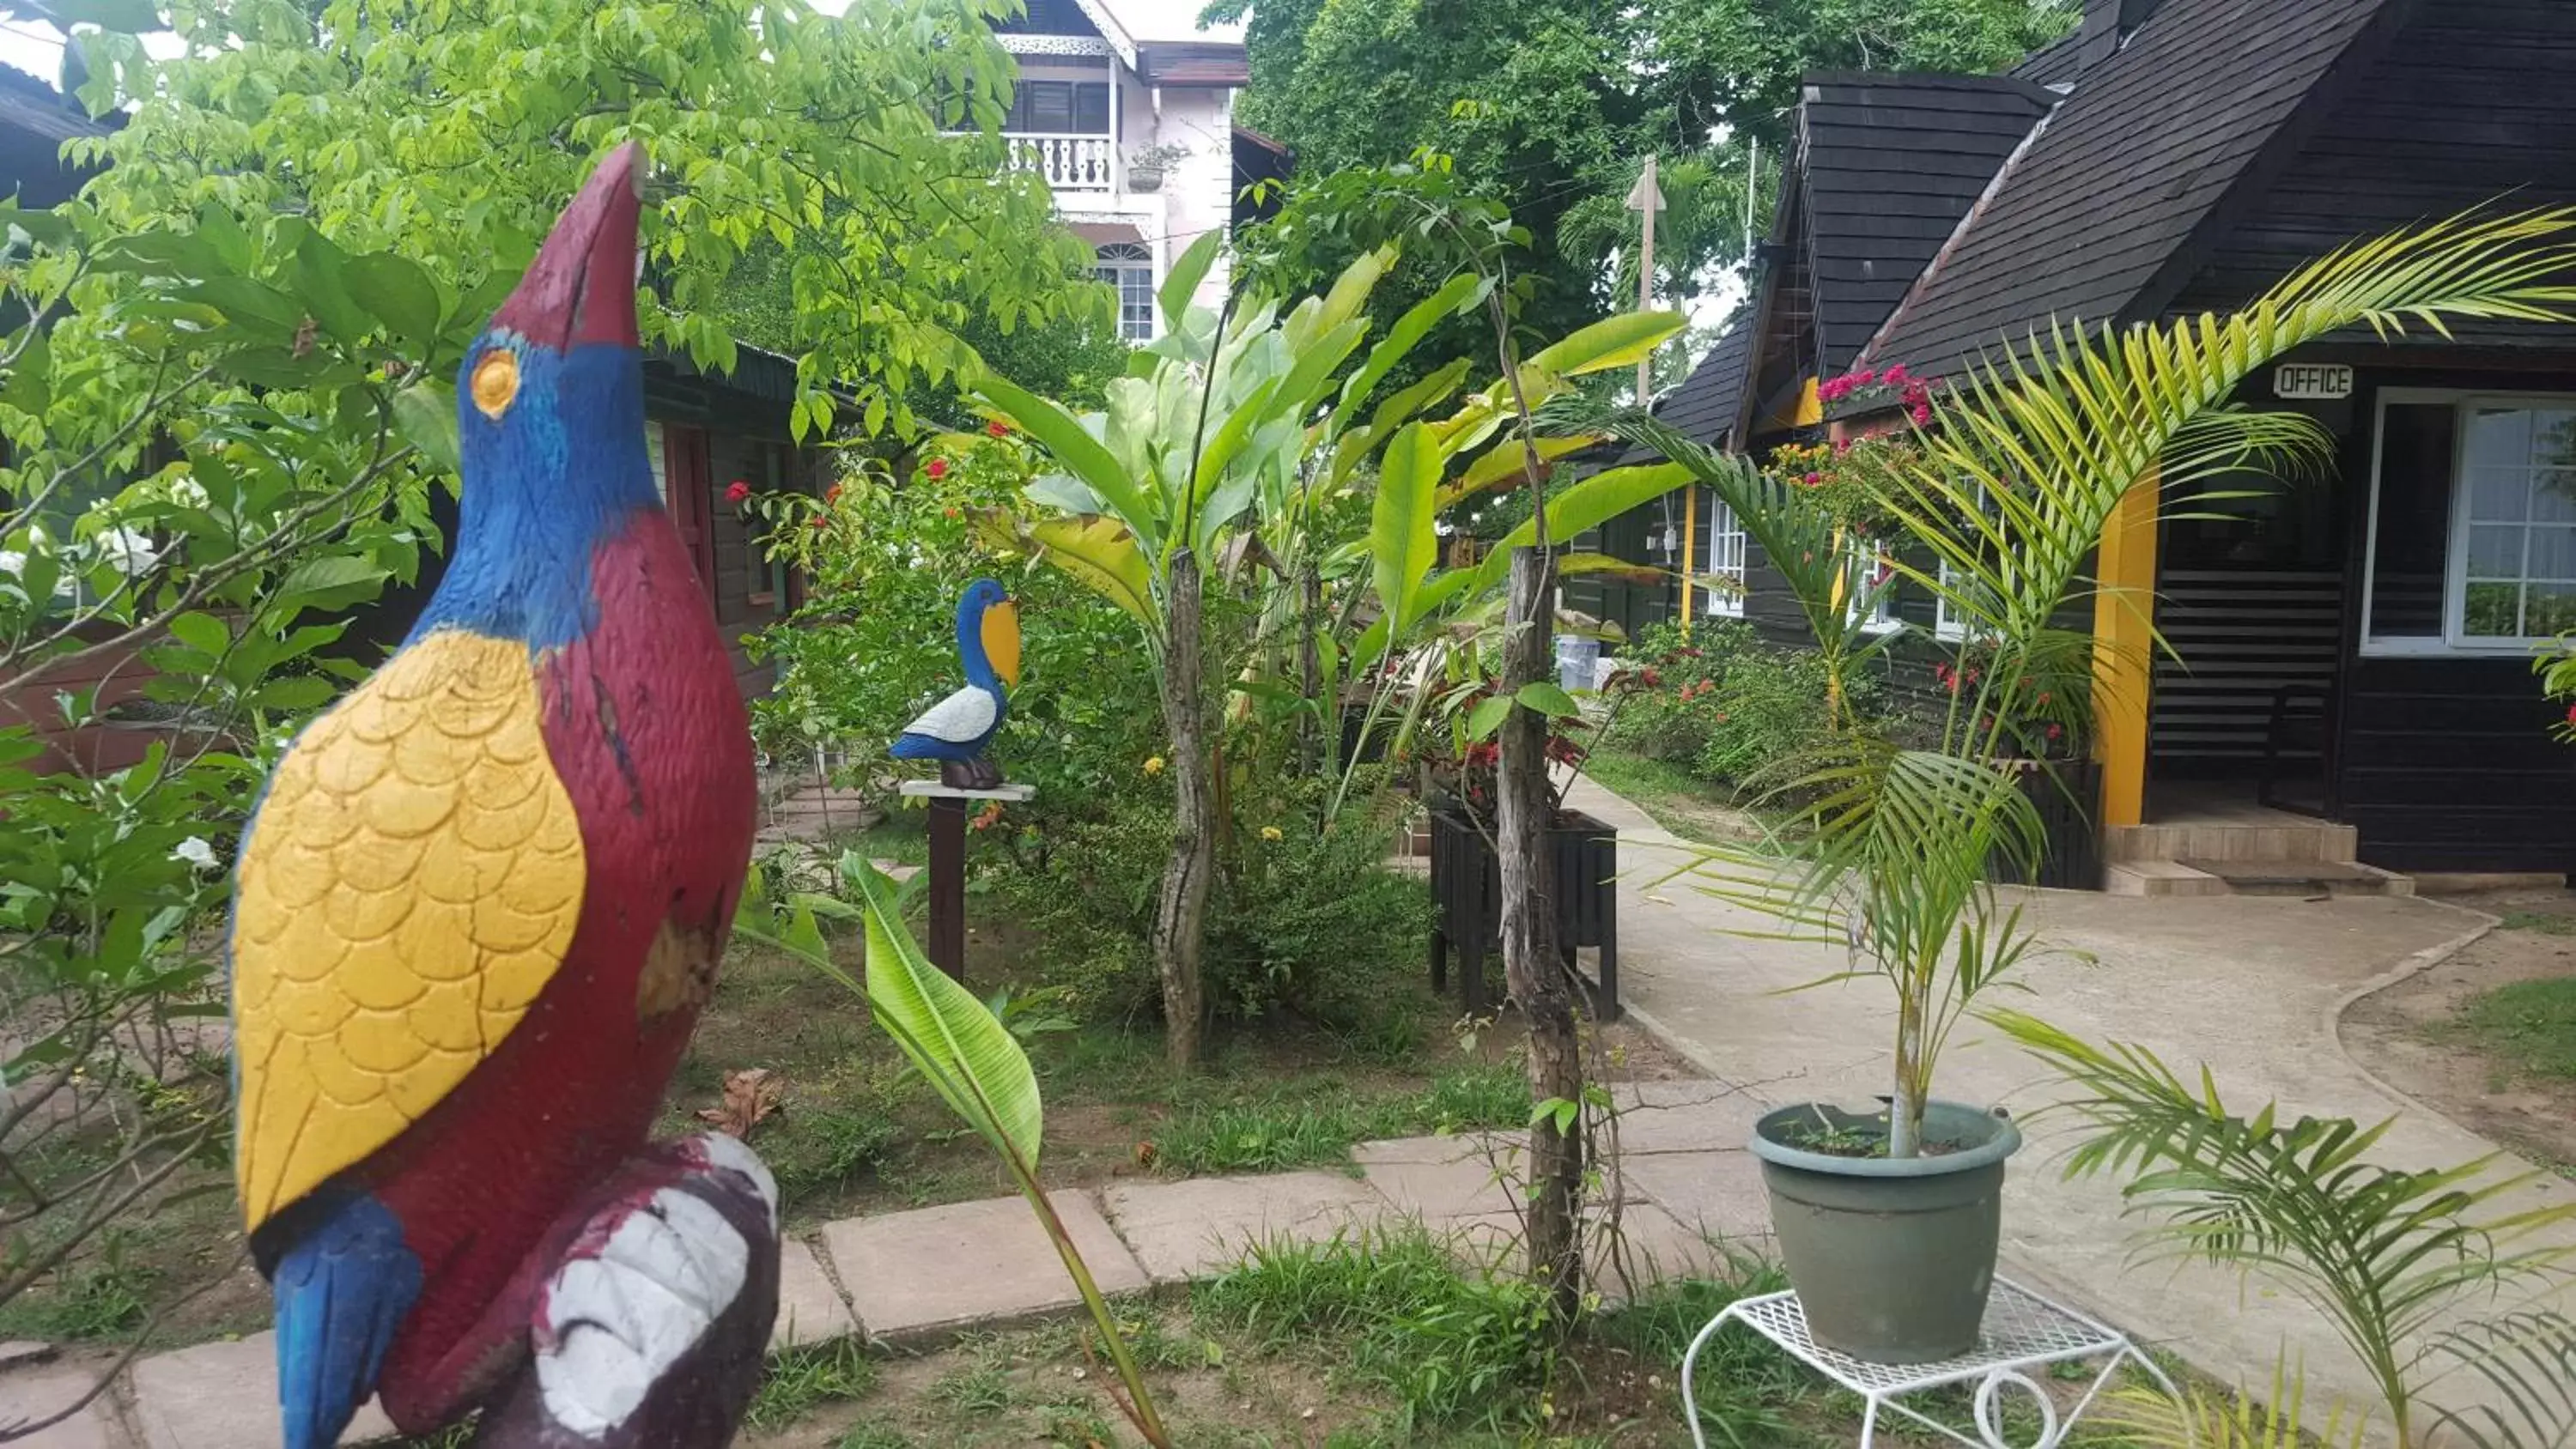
xmin=825 ymin=483 xmax=842 ymax=503
xmin=925 ymin=458 xmax=950 ymax=480
xmin=1802 ymin=471 xmax=1823 ymax=488
xmin=987 ymin=420 xmax=1010 ymax=438
xmin=2045 ymin=723 xmax=2064 ymax=741
xmin=724 ymin=481 xmax=750 ymax=504
xmin=1834 ymin=438 xmax=1854 ymax=457
xmin=1910 ymin=402 xmax=1934 ymax=427
xmin=2566 ymin=702 xmax=2575 ymax=725
xmin=1852 ymin=368 xmax=1876 ymax=387
xmin=810 ymin=513 xmax=829 ymax=529
xmin=1638 ymin=666 xmax=1663 ymax=688
xmin=1882 ymin=364 xmax=1910 ymax=385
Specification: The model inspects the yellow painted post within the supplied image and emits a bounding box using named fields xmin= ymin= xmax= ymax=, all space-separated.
xmin=2091 ymin=470 xmax=2160 ymax=829
xmin=1680 ymin=486 xmax=1698 ymax=638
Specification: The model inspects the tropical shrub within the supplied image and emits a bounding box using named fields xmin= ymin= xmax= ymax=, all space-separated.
xmin=992 ymin=781 xmax=1427 ymax=1031
xmin=1601 ymin=620 xmax=1756 ymax=762
xmin=1693 ymin=646 xmax=1858 ymax=788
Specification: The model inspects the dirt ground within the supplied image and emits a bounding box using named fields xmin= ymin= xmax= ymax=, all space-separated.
xmin=2340 ymin=887 xmax=2576 ymax=1177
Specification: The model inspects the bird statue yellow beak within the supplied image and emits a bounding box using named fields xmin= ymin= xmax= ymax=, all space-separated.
xmin=982 ymin=598 xmax=1021 ymax=689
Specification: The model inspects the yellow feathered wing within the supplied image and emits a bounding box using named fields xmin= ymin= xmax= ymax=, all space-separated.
xmin=230 ymin=630 xmax=587 ymax=1232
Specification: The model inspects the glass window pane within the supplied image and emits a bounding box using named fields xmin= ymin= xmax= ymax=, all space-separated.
xmin=2463 ymin=405 xmax=2534 ymax=470
xmin=2367 ymin=403 xmax=2455 ymax=640
xmin=1074 ymin=82 xmax=1109 ymax=134
xmin=2540 ymin=411 xmax=2576 ymax=469
xmin=2537 ymin=469 xmax=2576 ymax=523
xmin=2467 ymin=524 xmax=2524 ymax=579
xmin=2530 ymin=580 xmax=2576 ymax=638
xmin=2464 ymin=580 xmax=2522 ymax=637
xmin=2467 ymin=467 xmax=2530 ymax=522
xmin=2533 ymin=526 xmax=2576 ymax=582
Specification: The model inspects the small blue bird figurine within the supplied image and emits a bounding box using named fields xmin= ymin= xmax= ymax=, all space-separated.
xmin=890 ymin=579 xmax=1018 ymax=788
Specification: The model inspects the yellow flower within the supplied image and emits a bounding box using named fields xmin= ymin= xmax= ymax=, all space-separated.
xmin=1143 ymin=755 xmax=1166 ymax=776
xmin=1261 ymin=825 xmax=1284 ymax=842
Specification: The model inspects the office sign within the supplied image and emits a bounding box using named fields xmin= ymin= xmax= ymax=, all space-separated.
xmin=2274 ymin=363 xmax=2354 ymax=401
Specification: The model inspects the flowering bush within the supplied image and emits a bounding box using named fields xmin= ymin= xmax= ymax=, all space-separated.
xmin=1816 ymin=361 xmax=1941 ymax=427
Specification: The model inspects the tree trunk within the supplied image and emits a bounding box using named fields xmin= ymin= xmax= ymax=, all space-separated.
xmin=1496 ymin=543 xmax=1584 ymax=1321
xmin=1153 ymin=550 xmax=1213 ymax=1069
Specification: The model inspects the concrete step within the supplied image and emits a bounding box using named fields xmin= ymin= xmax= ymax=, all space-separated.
xmin=2104 ymin=819 xmax=2359 ymax=865
xmin=2103 ymin=859 xmax=2229 ymax=897
xmin=2173 ymin=858 xmax=2415 ymax=898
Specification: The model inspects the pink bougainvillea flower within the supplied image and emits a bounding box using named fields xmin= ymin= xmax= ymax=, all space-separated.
xmin=1852 ymin=368 xmax=1876 ymax=386
xmin=925 ymin=458 xmax=950 ymax=480
xmin=1882 ymin=364 xmax=1910 ymax=385
xmin=1911 ymin=403 xmax=1934 ymax=426
xmin=724 ymin=481 xmax=750 ymax=504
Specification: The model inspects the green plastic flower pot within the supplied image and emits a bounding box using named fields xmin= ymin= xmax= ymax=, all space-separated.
xmin=1748 ymin=1100 xmax=2022 ymax=1363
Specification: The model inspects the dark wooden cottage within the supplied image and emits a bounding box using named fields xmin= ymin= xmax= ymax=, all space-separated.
xmin=1613 ymin=0 xmax=2576 ymax=885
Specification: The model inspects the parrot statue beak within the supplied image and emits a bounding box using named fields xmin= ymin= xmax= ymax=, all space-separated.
xmin=983 ymin=597 xmax=1022 ymax=690
xmin=493 ymin=140 xmax=645 ymax=351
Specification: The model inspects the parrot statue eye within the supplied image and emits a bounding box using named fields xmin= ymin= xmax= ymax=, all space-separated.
xmin=471 ymin=349 xmax=520 ymax=420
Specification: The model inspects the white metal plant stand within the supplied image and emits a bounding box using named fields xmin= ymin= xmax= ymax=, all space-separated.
xmin=1680 ymin=1278 xmax=2180 ymax=1449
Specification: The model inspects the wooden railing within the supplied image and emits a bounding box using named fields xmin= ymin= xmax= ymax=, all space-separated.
xmin=1004 ymin=132 xmax=1114 ymax=191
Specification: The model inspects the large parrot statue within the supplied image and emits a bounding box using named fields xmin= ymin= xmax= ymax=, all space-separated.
xmin=227 ymin=143 xmax=775 ymax=1448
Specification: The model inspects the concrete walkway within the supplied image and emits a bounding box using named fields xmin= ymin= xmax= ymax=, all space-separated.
xmin=1570 ymin=773 xmax=2576 ymax=1430
xmin=0 ymin=1083 xmax=1755 ymax=1448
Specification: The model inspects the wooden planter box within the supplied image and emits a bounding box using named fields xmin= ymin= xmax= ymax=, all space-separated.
xmin=1987 ymin=756 xmax=2102 ymax=891
xmin=1427 ymin=803 xmax=1621 ymax=1020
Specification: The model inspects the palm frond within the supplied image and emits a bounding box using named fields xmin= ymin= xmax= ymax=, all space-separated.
xmin=2093 ymin=1361 xmax=2371 ymax=1449
xmin=1991 ymin=1010 xmax=2576 ymax=1438
xmin=2425 ymin=1310 xmax=2576 ymax=1449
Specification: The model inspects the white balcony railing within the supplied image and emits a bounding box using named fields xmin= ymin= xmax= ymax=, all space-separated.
xmin=1005 ymin=132 xmax=1115 ymax=192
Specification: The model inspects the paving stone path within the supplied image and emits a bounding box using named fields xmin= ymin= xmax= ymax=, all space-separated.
xmin=0 ymin=1082 xmax=1769 ymax=1448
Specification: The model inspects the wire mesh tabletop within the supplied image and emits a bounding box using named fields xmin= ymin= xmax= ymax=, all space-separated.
xmin=1681 ymin=1279 xmax=2178 ymax=1449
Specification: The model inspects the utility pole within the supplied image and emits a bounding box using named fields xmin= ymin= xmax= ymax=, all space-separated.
xmin=1627 ymin=155 xmax=1689 ymax=634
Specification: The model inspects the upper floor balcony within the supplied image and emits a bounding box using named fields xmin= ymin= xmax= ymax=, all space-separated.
xmin=1005 ymin=132 xmax=1115 ymax=193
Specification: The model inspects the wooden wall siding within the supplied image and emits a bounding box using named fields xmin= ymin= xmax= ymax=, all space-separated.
xmin=704 ymin=429 xmax=800 ymax=696
xmin=2148 ymin=569 xmax=2342 ymax=767
xmin=2168 ymin=0 xmax=2576 ymax=350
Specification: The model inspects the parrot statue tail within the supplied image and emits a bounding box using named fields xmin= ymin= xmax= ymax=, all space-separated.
xmin=471 ymin=1133 xmax=781 ymax=1449
xmin=272 ymin=1197 xmax=422 ymax=1449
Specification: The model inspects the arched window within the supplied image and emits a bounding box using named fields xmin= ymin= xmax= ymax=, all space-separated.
xmin=1095 ymin=242 xmax=1155 ymax=342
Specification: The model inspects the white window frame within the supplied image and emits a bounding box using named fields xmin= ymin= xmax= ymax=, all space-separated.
xmin=1697 ymin=487 xmax=1747 ymax=617
xmin=2361 ymin=387 xmax=2576 ymax=656
xmin=1845 ymin=536 xmax=1899 ymax=635
xmin=1094 ymin=241 xmax=1157 ymax=343
xmin=1933 ymin=482 xmax=1996 ymax=643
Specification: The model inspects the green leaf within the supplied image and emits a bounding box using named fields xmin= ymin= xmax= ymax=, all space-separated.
xmin=44 ymin=0 xmax=161 ymax=32
xmin=165 ymin=612 xmax=230 ymax=659
xmin=1526 ymin=309 xmax=1686 ymax=379
xmin=1471 ymin=462 xmax=1692 ymax=594
xmin=1369 ymin=421 xmax=1440 ymax=642
xmin=1515 ymin=682 xmax=1581 ymax=717
xmin=183 ymin=276 xmax=307 ymax=341
xmin=1020 ymin=515 xmax=1156 ymax=626
xmin=2 ymin=328 xmax=49 ymax=417
xmin=1441 ymin=433 xmax=1601 ymax=506
xmin=1466 ymin=694 xmax=1512 ymax=741
xmin=1157 ymin=232 xmax=1223 ymax=332
xmin=848 ymin=858 xmax=1043 ymax=1169
xmin=345 ymin=252 xmax=443 ymax=344
xmin=392 ymin=379 xmax=459 ymax=474
xmin=1334 ymin=271 xmax=1483 ymax=429
xmin=977 ymin=376 xmax=1157 ymax=549
xmin=293 ymin=231 xmax=373 ymax=343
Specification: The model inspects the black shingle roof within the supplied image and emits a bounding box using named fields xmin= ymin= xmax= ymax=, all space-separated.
xmin=1862 ymin=0 xmax=2400 ymax=382
xmin=1648 ymin=313 xmax=1753 ymax=451
xmin=2010 ymin=31 xmax=2087 ymax=88
xmin=1798 ymin=71 xmax=2056 ymax=375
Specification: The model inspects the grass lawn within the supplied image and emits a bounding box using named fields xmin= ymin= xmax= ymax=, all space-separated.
xmin=727 ymin=1228 xmax=2168 ymax=1448
xmin=2445 ymin=973 xmax=2576 ymax=1086
xmin=1577 ymin=748 xmax=1762 ymax=846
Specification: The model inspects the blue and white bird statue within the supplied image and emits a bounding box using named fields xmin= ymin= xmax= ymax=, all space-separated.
xmin=890 ymin=579 xmax=1018 ymax=788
